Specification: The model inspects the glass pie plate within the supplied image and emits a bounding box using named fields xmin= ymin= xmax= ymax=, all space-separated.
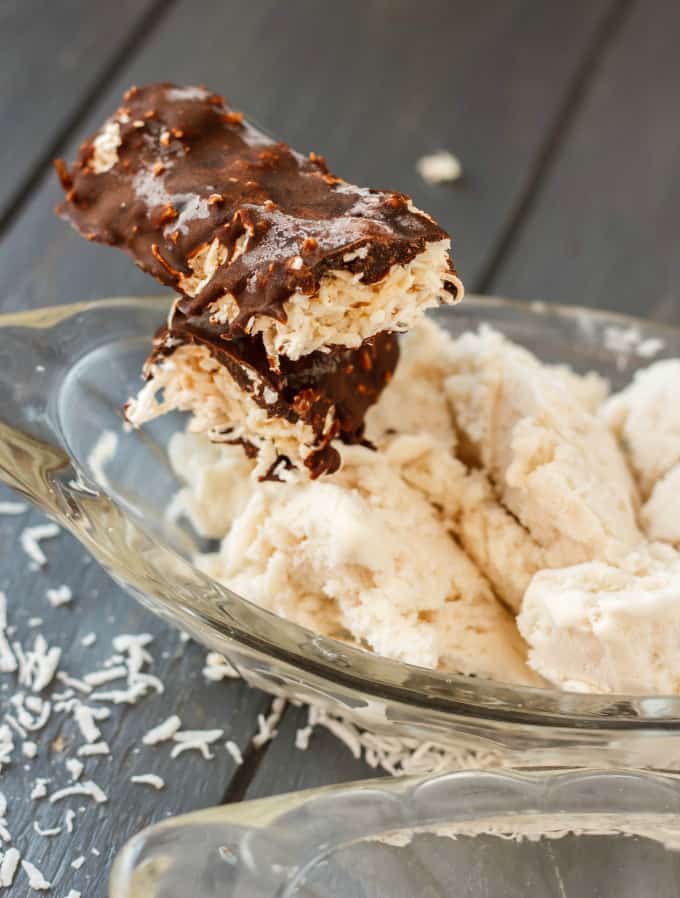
xmin=110 ymin=769 xmax=680 ymax=897
xmin=1 ymin=295 xmax=680 ymax=769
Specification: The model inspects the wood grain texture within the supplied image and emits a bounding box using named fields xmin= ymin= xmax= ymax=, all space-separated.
xmin=491 ymin=0 xmax=680 ymax=324
xmin=0 ymin=0 xmax=166 ymax=222
xmin=0 ymin=0 xmax=615 ymax=313
xmin=0 ymin=484 xmax=272 ymax=896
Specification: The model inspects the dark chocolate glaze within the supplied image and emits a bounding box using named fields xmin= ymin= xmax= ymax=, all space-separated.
xmin=56 ymin=83 xmax=458 ymax=336
xmin=146 ymin=310 xmax=399 ymax=478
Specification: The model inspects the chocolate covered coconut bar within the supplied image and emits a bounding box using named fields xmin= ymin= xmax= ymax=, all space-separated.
xmin=56 ymin=83 xmax=462 ymax=476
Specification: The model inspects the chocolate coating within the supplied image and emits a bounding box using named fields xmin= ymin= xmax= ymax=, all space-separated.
xmin=149 ymin=310 xmax=399 ymax=478
xmin=56 ymin=83 xmax=458 ymax=336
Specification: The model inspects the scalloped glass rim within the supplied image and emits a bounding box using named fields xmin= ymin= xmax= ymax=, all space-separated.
xmin=2 ymin=295 xmax=680 ymax=731
xmin=110 ymin=768 xmax=680 ymax=897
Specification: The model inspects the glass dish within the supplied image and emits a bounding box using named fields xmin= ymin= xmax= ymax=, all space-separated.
xmin=2 ymin=296 xmax=680 ymax=769
xmin=110 ymin=768 xmax=680 ymax=897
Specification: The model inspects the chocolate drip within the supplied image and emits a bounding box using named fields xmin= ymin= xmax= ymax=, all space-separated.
xmin=56 ymin=83 xmax=458 ymax=337
xmin=149 ymin=310 xmax=399 ymax=478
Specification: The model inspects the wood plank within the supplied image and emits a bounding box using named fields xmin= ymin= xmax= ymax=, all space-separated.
xmin=0 ymin=484 xmax=272 ymax=897
xmin=490 ymin=0 xmax=680 ymax=325
xmin=0 ymin=0 xmax=165 ymax=222
xmin=0 ymin=0 xmax=615 ymax=313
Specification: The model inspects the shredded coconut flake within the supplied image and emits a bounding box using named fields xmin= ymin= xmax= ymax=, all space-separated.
xmin=142 ymin=714 xmax=182 ymax=745
xmin=64 ymin=809 xmax=76 ymax=833
xmin=33 ymin=821 xmax=62 ymax=837
xmin=49 ymin=780 xmax=107 ymax=805
xmin=56 ymin=672 xmax=92 ymax=694
xmin=416 ymin=150 xmax=463 ymax=184
xmin=252 ymin=697 xmax=286 ymax=749
xmin=0 ymin=593 xmax=16 ymax=673
xmin=295 ymin=725 xmax=313 ymax=751
xmin=77 ymin=741 xmax=110 ymax=757
xmin=80 ymin=633 xmax=96 ymax=647
xmin=0 ymin=501 xmax=27 ymax=515
xmin=73 ymin=705 xmax=101 ymax=743
xmin=89 ymin=682 xmax=149 ymax=704
xmin=65 ymin=759 xmax=84 ymax=782
xmin=46 ymin=585 xmax=73 ymax=607
xmin=171 ymin=728 xmax=223 ymax=759
xmin=603 ymin=325 xmax=666 ymax=369
xmin=130 ymin=774 xmax=165 ymax=790
xmin=225 ymin=740 xmax=243 ymax=765
xmin=30 ymin=779 xmax=50 ymax=800
xmin=18 ymin=634 xmax=61 ymax=692
xmin=21 ymin=859 xmax=51 ymax=890
xmin=0 ymin=847 xmax=20 ymax=886
xmin=70 ymin=856 xmax=85 ymax=870
xmin=20 ymin=523 xmax=60 ymax=567
xmin=202 ymin=652 xmax=240 ymax=682
xmin=83 ymin=666 xmax=127 ymax=687
xmin=0 ymin=792 xmax=9 ymax=844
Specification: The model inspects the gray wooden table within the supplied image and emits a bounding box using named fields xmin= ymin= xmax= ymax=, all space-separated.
xmin=1 ymin=0 xmax=679 ymax=894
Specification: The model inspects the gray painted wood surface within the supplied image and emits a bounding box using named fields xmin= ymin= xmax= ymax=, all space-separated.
xmin=490 ymin=0 xmax=680 ymax=324
xmin=0 ymin=0 xmax=614 ymax=312
xmin=0 ymin=0 xmax=165 ymax=223
xmin=2 ymin=0 xmax=674 ymax=893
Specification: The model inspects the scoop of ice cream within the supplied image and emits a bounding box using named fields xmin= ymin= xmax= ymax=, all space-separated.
xmin=642 ymin=466 xmax=680 ymax=546
xmin=604 ymin=360 xmax=680 ymax=547
xmin=166 ymin=318 xmax=680 ymax=695
xmin=444 ymin=327 xmax=642 ymax=568
xmin=174 ymin=433 xmax=538 ymax=685
xmin=167 ymin=430 xmax=255 ymax=539
xmin=383 ymin=433 xmax=545 ymax=612
xmin=364 ymin=320 xmax=547 ymax=611
xmin=518 ymin=543 xmax=680 ymax=694
xmin=604 ymin=360 xmax=680 ymax=497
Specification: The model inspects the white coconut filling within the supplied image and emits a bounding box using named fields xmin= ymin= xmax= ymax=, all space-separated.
xmin=125 ymin=344 xmax=321 ymax=476
xmin=91 ymin=120 xmax=122 ymax=174
xmin=179 ymin=237 xmax=460 ymax=361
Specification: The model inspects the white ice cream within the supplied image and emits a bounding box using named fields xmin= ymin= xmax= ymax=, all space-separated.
xmin=642 ymin=466 xmax=680 ymax=545
xmin=518 ymin=543 xmax=680 ymax=694
xmin=166 ymin=318 xmax=680 ymax=694
xmin=444 ymin=327 xmax=641 ymax=568
xmin=365 ymin=318 xmax=459 ymax=447
xmin=604 ymin=360 xmax=680 ymax=547
xmin=182 ymin=439 xmax=537 ymax=685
